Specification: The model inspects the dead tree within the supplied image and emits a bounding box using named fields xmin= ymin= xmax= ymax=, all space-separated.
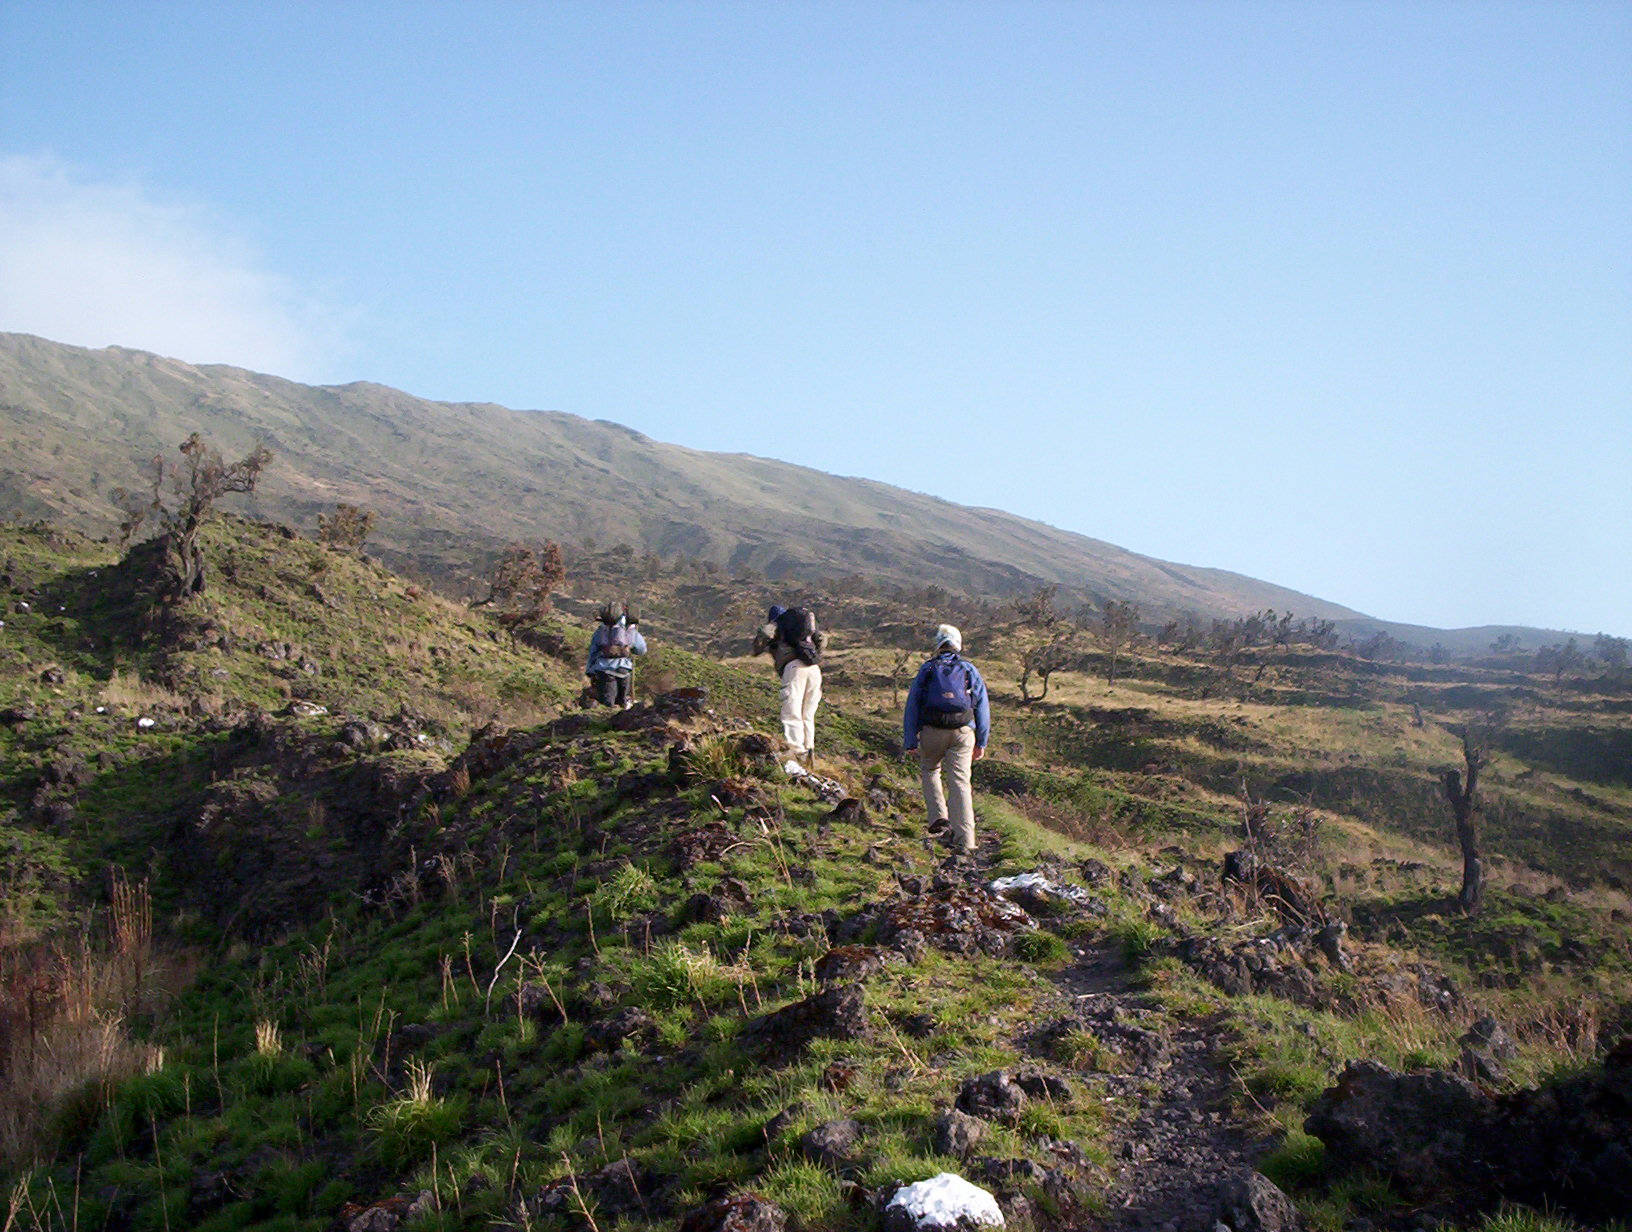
xmin=1094 ymin=599 xmax=1140 ymax=685
xmin=112 ymin=433 xmax=273 ymax=600
xmin=474 ymin=542 xmax=565 ymax=639
xmin=1442 ymin=727 xmax=1490 ymax=915
xmin=317 ymin=503 xmax=375 ymax=551
xmin=1019 ymin=632 xmax=1076 ymax=701
xmin=1012 ymin=585 xmax=1074 ymax=701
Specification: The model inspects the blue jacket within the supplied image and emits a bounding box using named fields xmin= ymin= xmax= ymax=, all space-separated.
xmin=587 ymin=619 xmax=647 ymax=676
xmin=903 ymin=652 xmax=990 ymax=750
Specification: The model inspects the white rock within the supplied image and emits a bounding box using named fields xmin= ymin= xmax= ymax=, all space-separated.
xmin=989 ymin=871 xmax=1092 ymax=906
xmin=136 ymin=717 xmax=156 ymax=728
xmin=783 ymin=759 xmax=805 ymax=776
xmin=886 ymin=1173 xmax=1005 ymax=1229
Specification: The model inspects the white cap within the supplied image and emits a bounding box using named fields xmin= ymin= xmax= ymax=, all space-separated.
xmin=935 ymin=623 xmax=962 ymax=652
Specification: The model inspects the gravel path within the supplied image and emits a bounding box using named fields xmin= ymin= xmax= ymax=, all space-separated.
xmin=1055 ymin=943 xmax=1268 ymax=1232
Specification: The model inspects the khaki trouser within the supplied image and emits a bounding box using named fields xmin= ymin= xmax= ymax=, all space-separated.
xmin=918 ymin=724 xmax=976 ymax=852
xmin=780 ymin=661 xmax=822 ymax=756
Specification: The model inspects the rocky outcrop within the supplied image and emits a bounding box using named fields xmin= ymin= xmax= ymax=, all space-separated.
xmin=679 ymin=1195 xmax=788 ymax=1232
xmin=1306 ymin=1040 xmax=1632 ymax=1223
xmin=1213 ymin=1171 xmax=1305 ymax=1232
xmin=742 ymin=984 xmax=870 ymax=1062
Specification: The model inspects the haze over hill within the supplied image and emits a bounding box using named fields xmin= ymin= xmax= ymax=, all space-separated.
xmin=0 ymin=332 xmax=1584 ymax=651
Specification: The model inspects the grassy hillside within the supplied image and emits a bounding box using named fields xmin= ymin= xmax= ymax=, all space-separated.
xmin=1 ymin=330 xmax=1403 ymax=628
xmin=1 ymin=519 xmax=1628 ymax=1232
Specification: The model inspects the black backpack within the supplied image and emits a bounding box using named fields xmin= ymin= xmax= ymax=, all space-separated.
xmin=775 ymin=607 xmax=821 ymax=666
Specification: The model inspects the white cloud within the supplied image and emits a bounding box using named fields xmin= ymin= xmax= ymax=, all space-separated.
xmin=0 ymin=153 xmax=346 ymax=379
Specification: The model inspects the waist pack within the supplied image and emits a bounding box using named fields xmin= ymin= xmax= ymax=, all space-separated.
xmin=920 ymin=655 xmax=974 ymax=728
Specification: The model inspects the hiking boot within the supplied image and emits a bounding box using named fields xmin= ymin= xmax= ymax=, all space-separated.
xmin=927 ymin=817 xmax=949 ymax=836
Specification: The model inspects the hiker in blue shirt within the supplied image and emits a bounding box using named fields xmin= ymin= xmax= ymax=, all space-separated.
xmin=902 ymin=624 xmax=990 ymax=855
xmin=586 ymin=602 xmax=647 ymax=709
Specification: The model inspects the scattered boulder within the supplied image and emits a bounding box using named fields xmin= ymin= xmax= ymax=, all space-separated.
xmin=815 ymin=945 xmax=891 ymax=985
xmin=651 ymin=687 xmax=710 ymax=719
xmin=341 ymin=1191 xmax=434 ymax=1232
xmin=956 ymin=1071 xmax=1026 ymax=1125
xmin=337 ymin=719 xmax=386 ymax=751
xmin=1305 ymin=1060 xmax=1498 ymax=1197
xmin=860 ymin=883 xmax=1035 ymax=961
xmin=742 ymin=984 xmax=870 ymax=1061
xmin=1458 ymin=1016 xmax=1517 ymax=1086
xmin=799 ymin=1118 xmax=863 ymax=1168
xmin=683 ymin=891 xmax=733 ymax=926
xmin=933 ymin=1109 xmax=988 ymax=1157
xmin=761 ymin=1104 xmax=806 ymax=1144
xmin=1214 ymin=1171 xmax=1305 ymax=1232
xmin=1012 ymin=1068 xmax=1071 ymax=1101
xmin=1306 ymin=1045 xmax=1632 ymax=1223
xmin=1314 ymin=921 xmax=1349 ymax=971
xmin=584 ymin=1007 xmax=655 ymax=1053
xmin=0 ymin=706 xmax=35 ymax=727
xmin=679 ymin=1194 xmax=788 ymax=1232
xmin=532 ymin=1158 xmax=649 ymax=1221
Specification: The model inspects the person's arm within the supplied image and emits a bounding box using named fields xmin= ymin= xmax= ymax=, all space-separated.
xmin=751 ymin=623 xmax=776 ymax=656
xmin=627 ymin=626 xmax=648 ymax=656
xmin=970 ymin=664 xmax=991 ymax=751
xmin=586 ymin=626 xmax=603 ymax=675
xmin=901 ymin=662 xmax=925 ymax=751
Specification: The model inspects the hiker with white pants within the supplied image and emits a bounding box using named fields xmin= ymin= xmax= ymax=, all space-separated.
xmin=752 ymin=604 xmax=826 ymax=763
xmin=902 ymin=624 xmax=991 ymax=855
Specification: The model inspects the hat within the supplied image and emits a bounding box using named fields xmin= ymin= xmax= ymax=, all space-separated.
xmin=767 ymin=605 xmax=787 ymax=621
xmin=935 ymin=623 xmax=962 ymax=652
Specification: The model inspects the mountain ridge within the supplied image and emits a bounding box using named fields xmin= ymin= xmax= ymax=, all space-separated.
xmin=0 ymin=331 xmax=1590 ymax=651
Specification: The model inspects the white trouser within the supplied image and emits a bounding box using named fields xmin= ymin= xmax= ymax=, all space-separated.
xmin=779 ymin=661 xmax=822 ymax=755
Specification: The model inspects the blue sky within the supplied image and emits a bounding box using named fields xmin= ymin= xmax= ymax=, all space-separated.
xmin=2 ymin=1 xmax=1628 ymax=635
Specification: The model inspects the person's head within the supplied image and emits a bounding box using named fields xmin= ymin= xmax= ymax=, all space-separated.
xmin=767 ymin=604 xmax=787 ymax=622
xmin=598 ymin=603 xmax=619 ymax=626
xmin=935 ymin=623 xmax=962 ymax=653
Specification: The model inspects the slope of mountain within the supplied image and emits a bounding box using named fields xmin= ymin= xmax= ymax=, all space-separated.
xmin=2 ymin=517 xmax=1628 ymax=1232
xmin=0 ymin=332 xmax=1360 ymax=612
xmin=0 ymin=331 xmax=1585 ymax=651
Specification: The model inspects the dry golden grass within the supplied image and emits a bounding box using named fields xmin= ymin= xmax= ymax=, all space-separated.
xmin=0 ymin=877 xmax=182 ymax=1167
xmin=98 ymin=669 xmax=189 ymax=714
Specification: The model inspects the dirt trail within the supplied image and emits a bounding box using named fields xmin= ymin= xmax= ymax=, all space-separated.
xmin=1055 ymin=943 xmax=1267 ymax=1232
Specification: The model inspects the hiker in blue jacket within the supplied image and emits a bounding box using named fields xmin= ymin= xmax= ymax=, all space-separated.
xmin=586 ymin=603 xmax=646 ymax=709
xmin=902 ymin=624 xmax=990 ymax=855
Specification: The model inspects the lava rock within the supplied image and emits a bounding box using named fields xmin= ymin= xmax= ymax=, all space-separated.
xmin=584 ymin=1007 xmax=655 ymax=1052
xmin=1458 ymin=1016 xmax=1518 ymax=1086
xmin=932 ymin=1109 xmax=988 ymax=1157
xmin=815 ymin=945 xmax=888 ymax=984
xmin=1214 ymin=1171 xmax=1305 ymax=1232
xmin=799 ymin=1118 xmax=863 ymax=1168
xmin=743 ymin=984 xmax=870 ymax=1061
xmin=956 ymin=1071 xmax=1027 ymax=1124
xmin=679 ymin=1194 xmax=788 ymax=1232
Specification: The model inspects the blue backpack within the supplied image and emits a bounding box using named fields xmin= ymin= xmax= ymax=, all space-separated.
xmin=919 ymin=654 xmax=974 ymax=728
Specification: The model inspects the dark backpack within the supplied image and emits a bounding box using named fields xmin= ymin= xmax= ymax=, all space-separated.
xmin=775 ymin=607 xmax=821 ymax=666
xmin=918 ymin=654 xmax=974 ymax=728
xmin=599 ymin=623 xmax=632 ymax=659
